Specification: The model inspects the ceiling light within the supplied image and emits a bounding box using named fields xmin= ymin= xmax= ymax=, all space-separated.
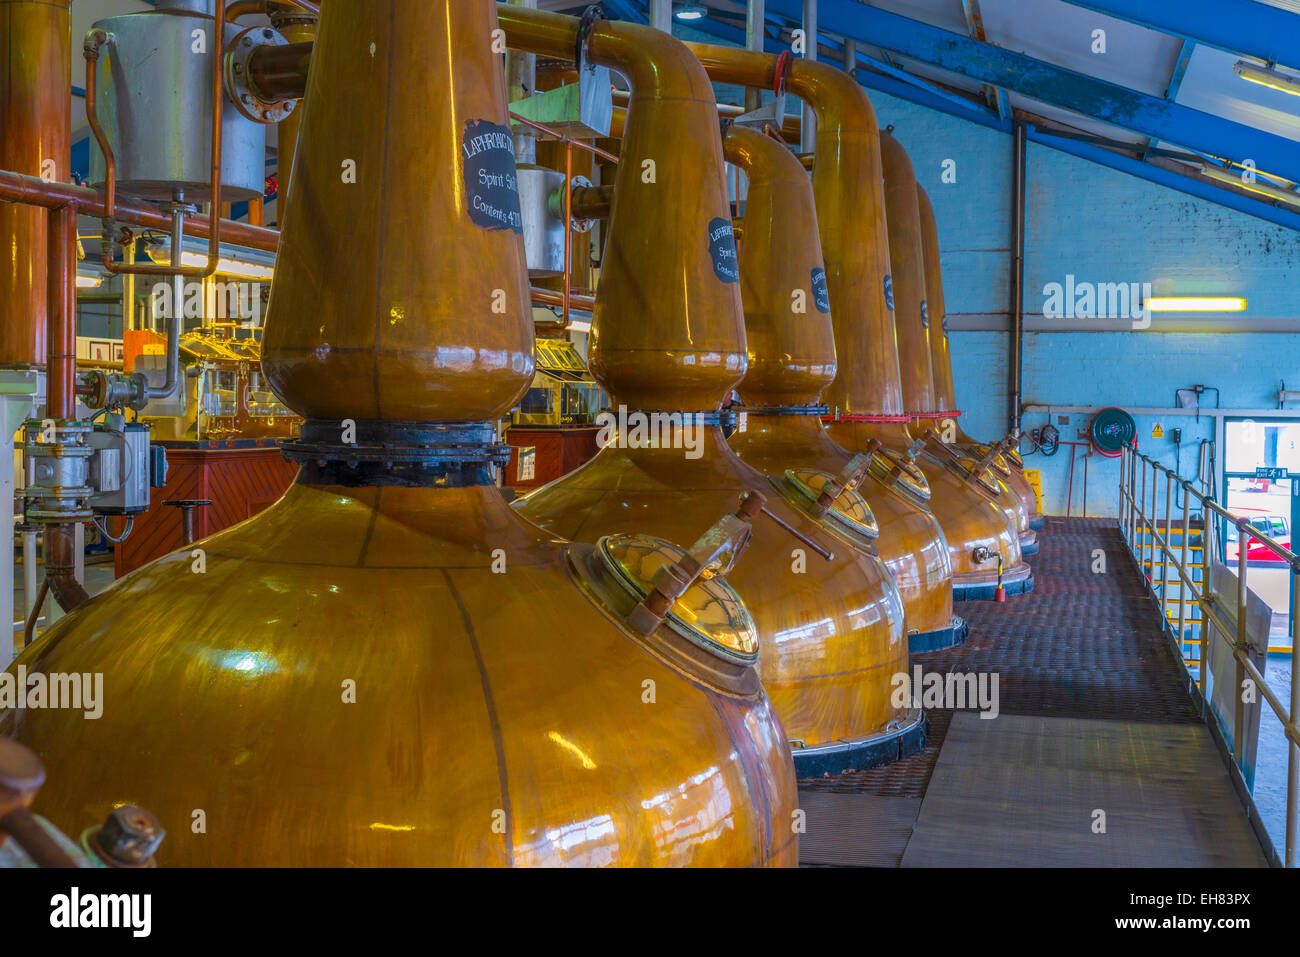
xmin=1233 ymin=60 xmax=1300 ymax=97
xmin=674 ymin=4 xmax=708 ymax=21
xmin=148 ymin=247 xmax=274 ymax=280
xmin=1146 ymin=297 xmax=1247 ymax=313
xmin=1199 ymin=163 xmax=1300 ymax=208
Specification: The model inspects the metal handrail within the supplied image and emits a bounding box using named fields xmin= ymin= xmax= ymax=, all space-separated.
xmin=1119 ymin=445 xmax=1298 ymax=867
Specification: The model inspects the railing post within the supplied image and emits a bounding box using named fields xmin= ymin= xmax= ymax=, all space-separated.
xmin=1234 ymin=526 xmax=1248 ymax=766
xmin=1120 ymin=448 xmax=1129 ymax=547
xmin=1177 ymin=480 xmax=1191 ymax=664
xmin=1288 ymin=565 xmax=1298 ymax=868
xmin=1161 ymin=470 xmax=1173 ymax=622
xmin=1138 ymin=457 xmax=1148 ymax=586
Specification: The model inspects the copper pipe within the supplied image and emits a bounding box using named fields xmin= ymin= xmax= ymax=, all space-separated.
xmin=0 ymin=0 xmax=70 ymax=365
xmin=570 ymin=184 xmax=613 ymax=220
xmin=46 ymin=205 xmax=75 ymax=420
xmin=83 ymin=0 xmax=227 ymax=279
xmin=246 ymin=40 xmax=313 ymax=101
xmin=22 ymin=578 xmax=48 ymax=651
xmin=44 ymin=202 xmax=90 ymax=614
xmin=563 ymin=142 xmax=572 ymax=325
xmin=226 ymin=0 xmax=267 ymax=21
xmin=0 ymin=807 xmax=78 ymax=868
xmin=267 ymin=8 xmax=317 ymax=207
xmin=508 ymin=113 xmax=620 ymax=164
xmin=0 ymin=169 xmax=278 ymax=252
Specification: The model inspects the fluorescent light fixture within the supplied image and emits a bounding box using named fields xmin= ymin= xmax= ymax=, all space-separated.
xmin=1233 ymin=60 xmax=1300 ymax=97
xmin=1200 ymin=162 xmax=1300 ymax=207
xmin=674 ymin=4 xmax=708 ymax=20
xmin=149 ymin=247 xmax=274 ymax=280
xmin=75 ymin=275 xmax=102 ymax=289
xmin=1146 ymin=297 xmax=1247 ymax=313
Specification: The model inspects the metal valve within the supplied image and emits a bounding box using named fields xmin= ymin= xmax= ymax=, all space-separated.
xmin=811 ymin=441 xmax=882 ymax=517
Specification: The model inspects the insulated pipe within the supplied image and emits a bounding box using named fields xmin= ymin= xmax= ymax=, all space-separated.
xmin=0 ymin=0 xmax=70 ymax=365
xmin=744 ymin=0 xmax=766 ymax=114
xmin=801 ymin=0 xmax=817 ymax=155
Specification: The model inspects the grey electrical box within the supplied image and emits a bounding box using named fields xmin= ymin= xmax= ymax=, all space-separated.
xmin=88 ymin=423 xmax=153 ymax=515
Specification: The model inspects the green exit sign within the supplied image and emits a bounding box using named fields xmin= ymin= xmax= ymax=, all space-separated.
xmin=1255 ymin=467 xmax=1289 ymax=479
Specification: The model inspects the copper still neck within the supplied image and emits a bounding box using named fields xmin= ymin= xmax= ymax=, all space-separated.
xmin=261 ymin=1 xmax=533 ymax=430
xmin=0 ymin=0 xmax=70 ymax=366
xmin=917 ymin=185 xmax=957 ymax=414
xmin=723 ymin=125 xmax=835 ymax=410
xmin=500 ymin=5 xmax=745 ymax=413
xmin=683 ymin=44 xmax=903 ymax=418
xmin=879 ymin=131 xmax=935 ymax=417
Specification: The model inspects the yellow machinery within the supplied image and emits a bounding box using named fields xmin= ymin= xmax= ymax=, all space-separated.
xmin=142 ymin=329 xmax=299 ymax=441
xmin=1 ymin=1 xmax=799 ymax=866
xmin=511 ymin=336 xmax=604 ymax=428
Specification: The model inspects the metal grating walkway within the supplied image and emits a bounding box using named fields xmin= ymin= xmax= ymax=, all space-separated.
xmin=798 ymin=517 xmax=1268 ymax=867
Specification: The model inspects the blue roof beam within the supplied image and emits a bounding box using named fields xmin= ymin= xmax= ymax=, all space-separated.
xmin=762 ymin=0 xmax=1300 ymax=184
xmin=961 ymin=0 xmax=1010 ymax=124
xmin=1056 ymin=0 xmax=1300 ymax=70
xmin=1141 ymin=38 xmax=1195 ymax=161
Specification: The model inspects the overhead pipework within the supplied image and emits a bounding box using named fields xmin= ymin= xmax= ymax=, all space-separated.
xmin=2 ymin=0 xmax=800 ymax=867
xmin=916 ymin=184 xmax=1044 ymax=533
xmin=503 ymin=5 xmax=918 ymax=779
xmin=719 ymin=114 xmax=959 ymax=657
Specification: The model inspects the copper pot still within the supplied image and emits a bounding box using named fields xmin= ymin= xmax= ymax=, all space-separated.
xmin=1 ymin=0 xmax=799 ymax=867
xmin=916 ymin=184 xmax=1042 ymax=529
xmin=718 ymin=121 xmax=957 ymax=652
xmin=505 ymin=8 xmax=915 ymax=769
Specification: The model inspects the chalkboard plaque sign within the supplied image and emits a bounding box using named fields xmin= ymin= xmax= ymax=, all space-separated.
xmin=462 ymin=119 xmax=523 ymax=234
xmin=811 ymin=268 xmax=830 ymax=314
xmin=707 ymin=218 xmax=739 ymax=284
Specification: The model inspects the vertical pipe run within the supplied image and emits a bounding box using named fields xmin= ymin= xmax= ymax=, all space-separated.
xmin=745 ymin=0 xmax=766 ymax=113
xmin=800 ymin=0 xmax=817 ymax=155
xmin=505 ymin=0 xmax=538 ymax=165
xmin=1009 ymin=121 xmax=1026 ymax=435
xmin=649 ymin=0 xmax=672 ymax=33
xmin=843 ymin=39 xmax=857 ymax=77
xmin=44 ymin=203 xmax=90 ymax=615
